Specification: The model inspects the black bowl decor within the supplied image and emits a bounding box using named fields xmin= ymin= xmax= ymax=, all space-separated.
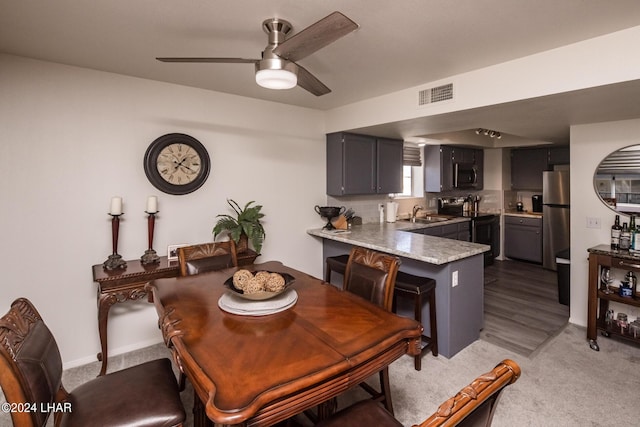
xmin=315 ymin=205 xmax=345 ymax=229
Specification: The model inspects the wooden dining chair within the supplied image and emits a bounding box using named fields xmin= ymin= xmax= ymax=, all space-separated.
xmin=343 ymin=246 xmax=401 ymax=414
xmin=177 ymin=240 xmax=238 ymax=276
xmin=175 ymin=240 xmax=238 ymax=389
xmin=316 ymin=359 xmax=521 ymax=427
xmin=0 ymin=298 xmax=186 ymax=427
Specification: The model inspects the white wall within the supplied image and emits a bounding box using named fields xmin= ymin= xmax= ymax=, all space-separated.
xmin=570 ymin=118 xmax=640 ymax=327
xmin=325 ymin=25 xmax=640 ymax=134
xmin=0 ymin=54 xmax=327 ymax=368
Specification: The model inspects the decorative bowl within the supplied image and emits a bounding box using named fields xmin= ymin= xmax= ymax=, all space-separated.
xmin=224 ymin=271 xmax=295 ymax=301
xmin=314 ymin=205 xmax=345 ymax=219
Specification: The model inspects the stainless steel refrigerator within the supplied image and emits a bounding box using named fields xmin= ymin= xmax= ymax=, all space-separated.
xmin=543 ymin=170 xmax=570 ymax=270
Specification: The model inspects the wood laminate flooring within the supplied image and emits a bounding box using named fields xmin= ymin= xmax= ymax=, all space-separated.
xmin=481 ymin=259 xmax=570 ymax=357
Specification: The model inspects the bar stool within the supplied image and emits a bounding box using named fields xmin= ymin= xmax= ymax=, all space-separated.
xmin=392 ymin=271 xmax=438 ymax=371
xmin=325 ymin=254 xmax=349 ymax=283
xmin=324 ymin=254 xmax=438 ymax=371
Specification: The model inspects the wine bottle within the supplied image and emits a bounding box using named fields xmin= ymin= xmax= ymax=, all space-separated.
xmin=611 ymin=215 xmax=622 ymax=250
xmin=620 ymin=222 xmax=630 ymax=250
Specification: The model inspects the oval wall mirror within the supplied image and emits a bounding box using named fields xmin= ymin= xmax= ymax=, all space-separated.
xmin=594 ymin=144 xmax=640 ymax=216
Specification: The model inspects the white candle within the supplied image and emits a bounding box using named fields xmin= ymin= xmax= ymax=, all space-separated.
xmin=146 ymin=196 xmax=158 ymax=213
xmin=110 ymin=197 xmax=122 ymax=215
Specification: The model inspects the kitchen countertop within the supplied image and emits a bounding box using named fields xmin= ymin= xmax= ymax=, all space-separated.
xmin=307 ymin=221 xmax=489 ymax=265
xmin=588 ymin=243 xmax=640 ymax=260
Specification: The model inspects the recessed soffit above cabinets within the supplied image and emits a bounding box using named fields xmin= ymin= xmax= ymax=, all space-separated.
xmin=406 ymin=129 xmax=551 ymax=149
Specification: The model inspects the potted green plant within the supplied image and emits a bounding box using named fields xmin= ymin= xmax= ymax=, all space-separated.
xmin=213 ymin=199 xmax=266 ymax=254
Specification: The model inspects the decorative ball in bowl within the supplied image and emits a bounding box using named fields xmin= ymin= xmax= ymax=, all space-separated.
xmin=224 ymin=269 xmax=295 ymax=301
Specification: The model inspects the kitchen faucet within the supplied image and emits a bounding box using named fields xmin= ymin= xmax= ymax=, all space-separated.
xmin=412 ymin=205 xmax=424 ymax=222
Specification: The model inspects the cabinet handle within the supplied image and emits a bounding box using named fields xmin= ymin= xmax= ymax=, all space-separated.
xmin=617 ymin=260 xmax=640 ymax=269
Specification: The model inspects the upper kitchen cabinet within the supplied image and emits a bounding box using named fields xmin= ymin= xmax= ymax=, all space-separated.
xmin=376 ymin=137 xmax=404 ymax=193
xmin=326 ymin=132 xmax=403 ymax=196
xmin=548 ymin=146 xmax=570 ymax=165
xmin=510 ymin=146 xmax=570 ymax=190
xmin=472 ymin=148 xmax=484 ymax=190
xmin=451 ymin=147 xmax=476 ymax=164
xmin=424 ymin=145 xmax=454 ymax=192
xmin=511 ymin=148 xmax=548 ymax=190
xmin=424 ymin=145 xmax=483 ymax=192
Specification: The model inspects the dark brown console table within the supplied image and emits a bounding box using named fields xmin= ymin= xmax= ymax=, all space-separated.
xmin=91 ymin=249 xmax=259 ymax=375
xmin=92 ymin=256 xmax=179 ymax=375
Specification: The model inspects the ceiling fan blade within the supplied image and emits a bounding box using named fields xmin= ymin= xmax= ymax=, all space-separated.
xmin=294 ymin=63 xmax=331 ymax=96
xmin=273 ymin=11 xmax=358 ymax=62
xmin=156 ymin=57 xmax=259 ymax=63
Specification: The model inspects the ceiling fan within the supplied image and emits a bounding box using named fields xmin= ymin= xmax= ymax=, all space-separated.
xmin=156 ymin=11 xmax=358 ymax=96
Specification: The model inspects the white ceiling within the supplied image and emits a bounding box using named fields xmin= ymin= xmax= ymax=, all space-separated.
xmin=3 ymin=0 xmax=640 ymax=145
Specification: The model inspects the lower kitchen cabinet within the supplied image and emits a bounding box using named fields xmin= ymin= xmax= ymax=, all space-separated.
xmin=504 ymin=216 xmax=542 ymax=263
xmin=413 ymin=222 xmax=470 ymax=241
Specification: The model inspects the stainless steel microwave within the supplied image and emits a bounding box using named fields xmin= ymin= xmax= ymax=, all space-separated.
xmin=453 ymin=162 xmax=478 ymax=189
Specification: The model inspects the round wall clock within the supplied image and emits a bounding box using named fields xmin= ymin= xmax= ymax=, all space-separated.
xmin=144 ymin=133 xmax=211 ymax=195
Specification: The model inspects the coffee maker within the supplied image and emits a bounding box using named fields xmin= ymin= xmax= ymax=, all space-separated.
xmin=532 ymin=194 xmax=543 ymax=213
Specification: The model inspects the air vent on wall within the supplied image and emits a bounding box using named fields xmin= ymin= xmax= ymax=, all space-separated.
xmin=418 ymin=83 xmax=454 ymax=106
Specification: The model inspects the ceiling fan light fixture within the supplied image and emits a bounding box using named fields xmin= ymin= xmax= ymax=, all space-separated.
xmin=255 ymin=68 xmax=297 ymax=90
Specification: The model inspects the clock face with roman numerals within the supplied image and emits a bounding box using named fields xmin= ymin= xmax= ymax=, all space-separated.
xmin=144 ymin=133 xmax=210 ymax=195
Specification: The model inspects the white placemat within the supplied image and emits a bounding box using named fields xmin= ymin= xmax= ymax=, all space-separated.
xmin=218 ymin=289 xmax=298 ymax=316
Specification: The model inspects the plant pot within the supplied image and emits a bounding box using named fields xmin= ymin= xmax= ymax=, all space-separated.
xmin=237 ymin=233 xmax=249 ymax=254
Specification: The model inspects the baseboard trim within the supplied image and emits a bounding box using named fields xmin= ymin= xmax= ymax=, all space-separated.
xmin=63 ymin=337 xmax=164 ymax=370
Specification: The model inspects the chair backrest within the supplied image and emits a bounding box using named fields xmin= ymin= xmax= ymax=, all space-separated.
xmin=416 ymin=359 xmax=521 ymax=427
xmin=343 ymin=246 xmax=400 ymax=311
xmin=0 ymin=298 xmax=64 ymax=427
xmin=177 ymin=240 xmax=238 ymax=276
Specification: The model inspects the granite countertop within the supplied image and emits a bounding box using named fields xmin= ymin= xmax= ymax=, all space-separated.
xmin=307 ymin=221 xmax=489 ymax=265
xmin=503 ymin=210 xmax=543 ymax=218
xmin=588 ymin=244 xmax=640 ymax=261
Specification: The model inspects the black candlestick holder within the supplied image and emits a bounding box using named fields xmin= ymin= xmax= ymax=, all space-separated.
xmin=141 ymin=211 xmax=160 ymax=265
xmin=103 ymin=213 xmax=127 ymax=270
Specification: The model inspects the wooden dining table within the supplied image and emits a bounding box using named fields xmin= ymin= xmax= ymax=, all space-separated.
xmin=146 ymin=261 xmax=422 ymax=427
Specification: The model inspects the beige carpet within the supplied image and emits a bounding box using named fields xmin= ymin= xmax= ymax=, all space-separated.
xmin=387 ymin=324 xmax=640 ymax=426
xmin=2 ymin=323 xmax=638 ymax=427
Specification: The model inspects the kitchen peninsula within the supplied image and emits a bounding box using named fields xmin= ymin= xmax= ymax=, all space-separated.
xmin=308 ymin=221 xmax=489 ymax=357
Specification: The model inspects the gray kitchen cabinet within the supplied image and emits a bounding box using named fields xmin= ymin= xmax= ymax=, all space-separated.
xmin=548 ymin=146 xmax=570 ymax=165
xmin=511 ymin=146 xmax=570 ymax=190
xmin=510 ymin=147 xmax=548 ymax=190
xmin=326 ymin=132 xmax=403 ymax=196
xmin=424 ymin=145 xmax=454 ymax=192
xmin=376 ymin=137 xmax=404 ymax=194
xmin=425 ymin=145 xmax=483 ymax=192
xmin=504 ymin=216 xmax=542 ymax=263
xmin=451 ymin=147 xmax=475 ymax=164
xmin=411 ymin=222 xmax=470 ymax=242
xmin=474 ymin=149 xmax=484 ymax=190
